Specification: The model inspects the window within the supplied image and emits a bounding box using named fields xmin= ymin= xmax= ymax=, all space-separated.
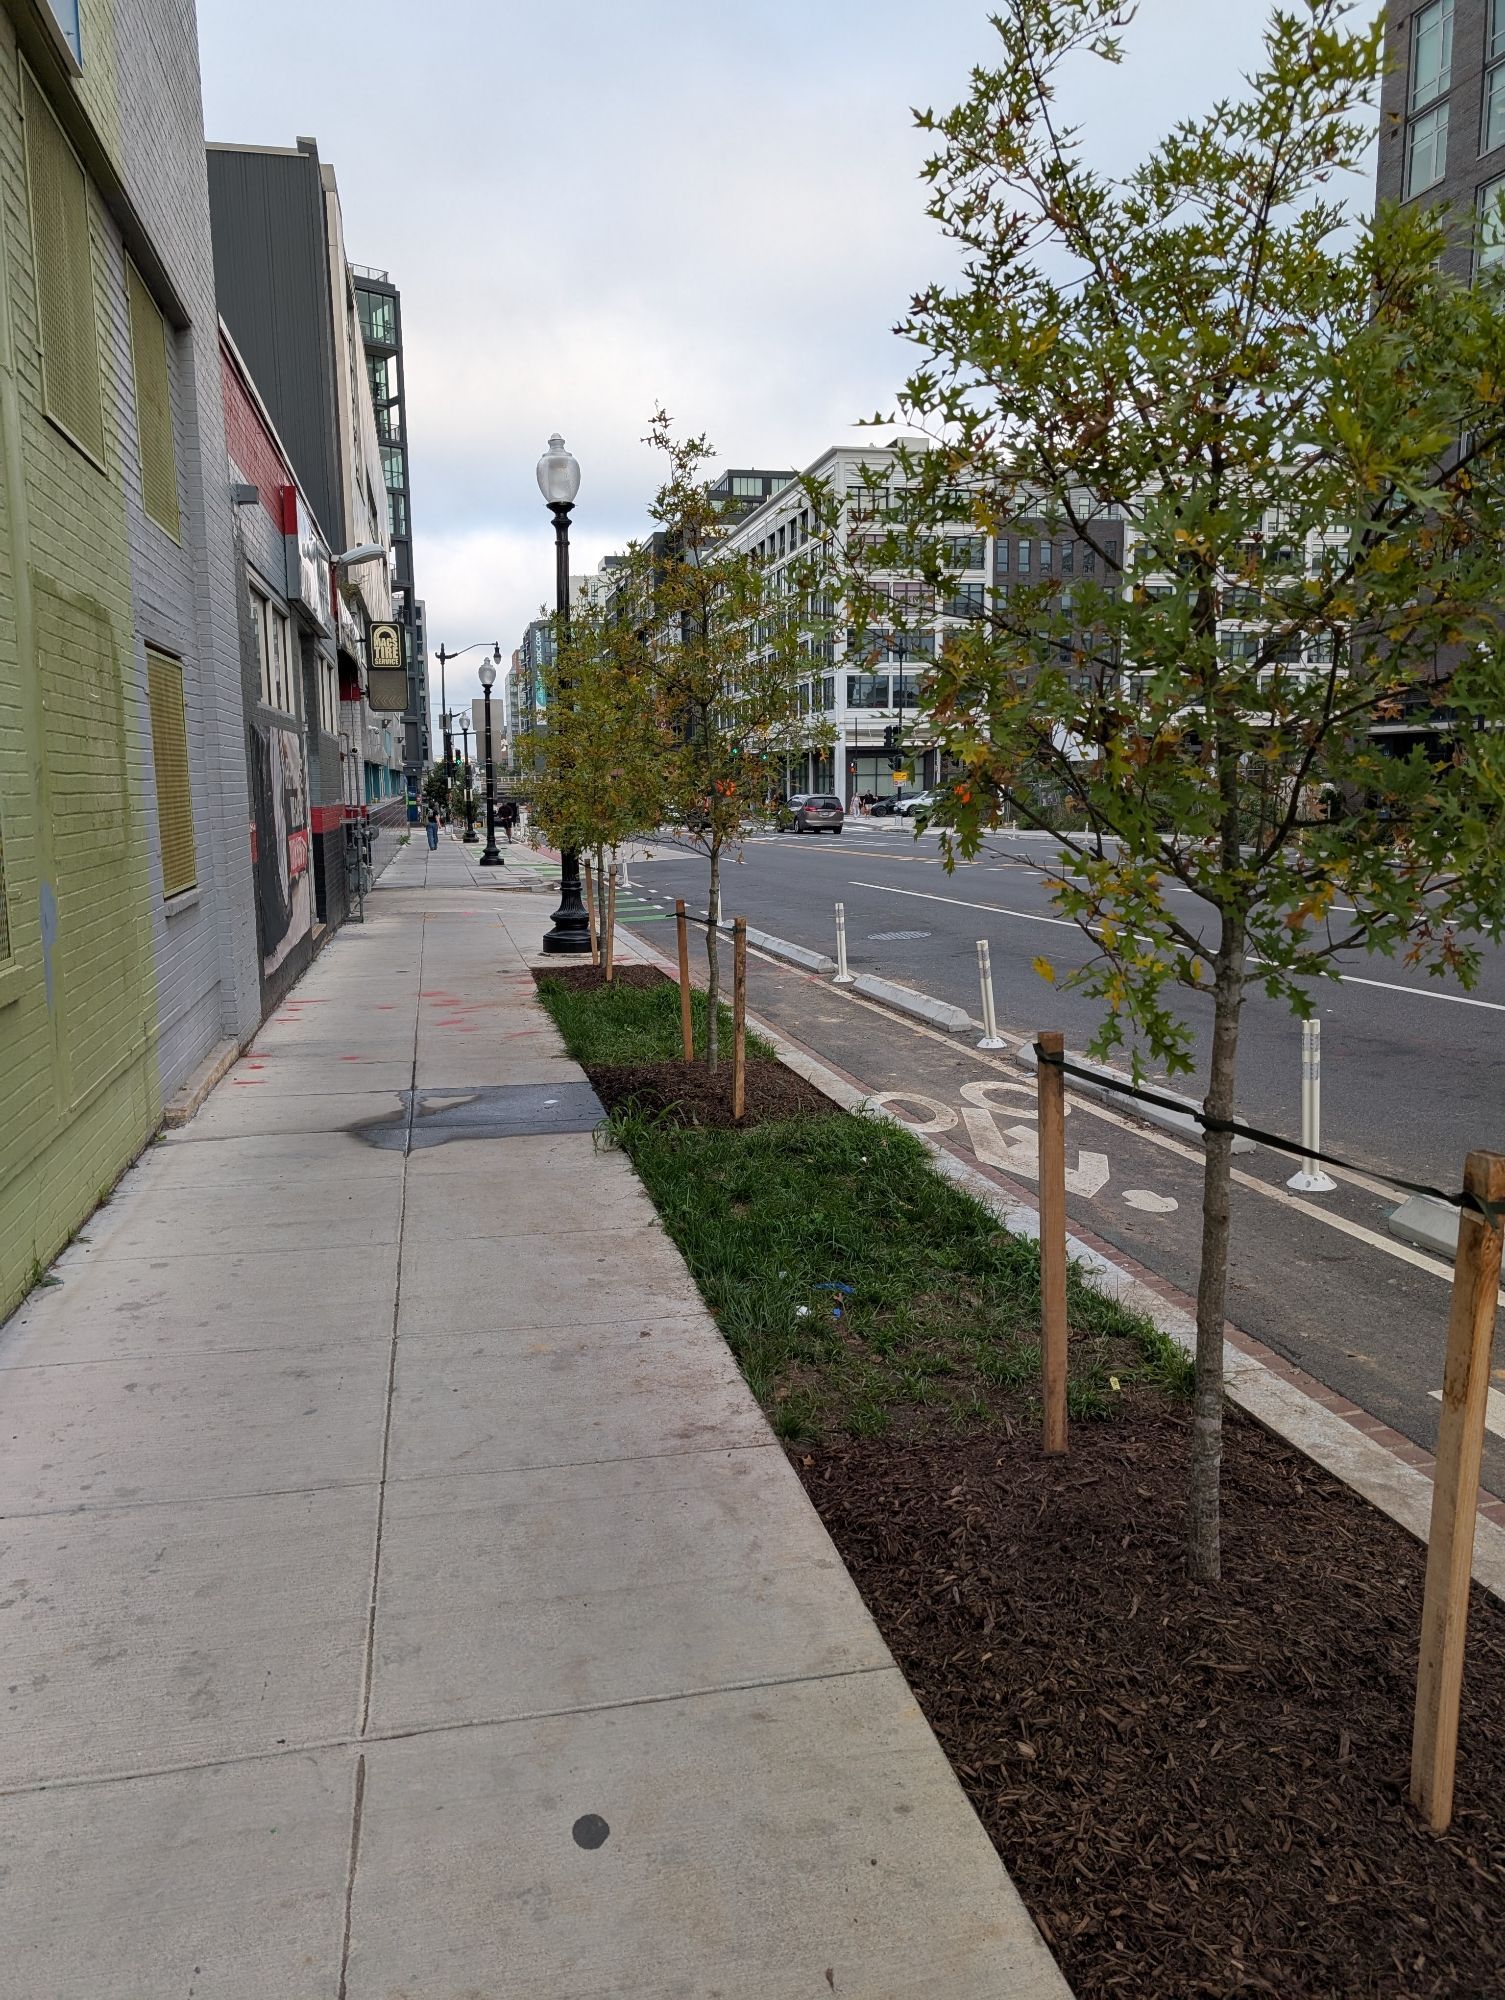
xmin=146 ymin=650 xmax=195 ymax=898
xmin=892 ymin=673 xmax=923 ymax=705
xmin=43 ymin=0 xmax=82 ymax=66
xmin=1039 ymin=540 xmax=1052 ymax=571
xmin=820 ymin=675 xmax=836 ymax=710
xmin=995 ymin=539 xmax=1009 ymax=573
xmin=390 ymin=491 xmax=408 ymax=536
xmin=1485 ymin=55 xmax=1505 ymax=155
xmin=1410 ymin=0 xmax=1453 ymax=112
xmin=252 ymin=588 xmax=293 ymax=713
xmin=366 ymin=351 xmax=397 ymax=408
xmin=21 ymin=66 xmax=104 ymax=461
xmin=1081 ymin=545 xmax=1096 ymax=573
xmin=731 ymin=474 xmax=764 ymax=497
xmin=380 ymin=444 xmax=404 ymax=491
xmin=1017 ymin=540 xmax=1032 ymax=574
xmin=950 ymin=535 xmax=986 ymax=570
xmin=357 ymin=288 xmax=396 ymax=344
xmin=320 ymin=658 xmax=338 ymax=736
xmin=846 ymin=672 xmax=890 ymax=708
xmin=126 ymin=261 xmax=179 ymax=538
xmin=1480 ymin=175 xmax=1505 ymax=270
xmin=1408 ymin=101 xmax=1450 ymax=195
xmin=777 ymin=525 xmax=786 ymax=557
xmin=1060 ymin=542 xmax=1074 ymax=574
xmin=945 ymin=583 xmax=986 ymax=620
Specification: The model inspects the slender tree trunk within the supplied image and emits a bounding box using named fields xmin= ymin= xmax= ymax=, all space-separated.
xmin=1188 ymin=926 xmax=1245 ymax=1584
xmin=705 ymin=840 xmax=721 ymax=1069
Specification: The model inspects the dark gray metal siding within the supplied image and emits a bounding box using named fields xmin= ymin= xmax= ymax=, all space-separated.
xmin=206 ymin=145 xmax=346 ymax=547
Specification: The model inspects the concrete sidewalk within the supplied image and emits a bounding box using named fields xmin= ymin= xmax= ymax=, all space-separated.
xmin=0 ymin=833 xmax=1067 ymax=1999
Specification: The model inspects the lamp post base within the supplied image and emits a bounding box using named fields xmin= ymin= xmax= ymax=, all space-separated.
xmin=479 ymin=845 xmax=505 ymax=867
xmin=541 ymin=849 xmax=592 ymax=952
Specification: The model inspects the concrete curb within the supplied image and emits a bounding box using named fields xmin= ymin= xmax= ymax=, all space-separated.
xmin=742 ymin=1004 xmax=1505 ymax=1609
xmin=744 ymin=927 xmax=836 ymax=974
xmin=1012 ymin=1043 xmax=1256 ymax=1154
xmin=851 ymin=972 xmax=974 ymax=1034
xmin=1387 ymin=1194 xmax=1460 ymax=1258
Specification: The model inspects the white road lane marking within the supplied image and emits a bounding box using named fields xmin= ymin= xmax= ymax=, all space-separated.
xmin=1430 ymin=1386 xmax=1505 ymax=1440
xmin=1124 ymin=1189 xmax=1179 ymax=1213
xmin=852 ymin=879 xmax=1504 ymax=1012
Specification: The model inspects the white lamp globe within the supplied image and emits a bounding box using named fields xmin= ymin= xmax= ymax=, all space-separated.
xmin=536 ymin=433 xmax=581 ymax=507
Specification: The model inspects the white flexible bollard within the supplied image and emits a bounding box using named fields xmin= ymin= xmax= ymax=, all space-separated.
xmin=1287 ymin=1017 xmax=1337 ymax=1192
xmin=617 ymin=849 xmax=633 ymax=891
xmin=834 ymin=901 xmax=855 ymax=985
xmin=976 ymin=939 xmax=1007 ymax=1049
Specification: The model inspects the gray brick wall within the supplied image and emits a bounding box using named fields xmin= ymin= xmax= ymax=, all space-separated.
xmin=111 ymin=0 xmax=261 ymax=1085
xmin=1379 ymin=0 xmax=1505 ymax=280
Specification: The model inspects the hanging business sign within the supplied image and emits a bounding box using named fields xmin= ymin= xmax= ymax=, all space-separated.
xmin=367 ymin=621 xmax=407 ymax=712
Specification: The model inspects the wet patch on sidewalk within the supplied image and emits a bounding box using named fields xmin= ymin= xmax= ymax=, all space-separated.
xmin=351 ymin=1082 xmax=605 ymax=1153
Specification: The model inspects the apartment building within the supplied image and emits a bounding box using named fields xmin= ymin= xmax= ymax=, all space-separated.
xmin=0 ymin=0 xmax=262 ymax=1315
xmin=353 ymin=263 xmax=427 ymax=777
xmin=1380 ymin=0 xmax=1505 ymax=277
xmin=724 ymin=445 xmax=993 ymax=804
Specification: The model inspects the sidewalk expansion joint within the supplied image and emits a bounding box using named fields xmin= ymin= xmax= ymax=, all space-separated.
xmin=0 ymin=1663 xmax=902 ymax=1801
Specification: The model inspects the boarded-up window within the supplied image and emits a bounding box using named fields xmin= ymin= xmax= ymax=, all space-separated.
xmin=20 ymin=66 xmax=103 ymax=462
xmin=126 ymin=262 xmax=179 ymax=537
xmin=146 ymin=651 xmax=195 ymax=897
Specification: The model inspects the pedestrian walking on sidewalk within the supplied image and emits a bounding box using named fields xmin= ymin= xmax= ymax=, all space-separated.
xmin=500 ymin=798 xmax=518 ymax=843
xmin=425 ymin=806 xmax=439 ymax=850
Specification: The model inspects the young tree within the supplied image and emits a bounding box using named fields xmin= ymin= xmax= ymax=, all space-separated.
xmin=891 ymin=0 xmax=1505 ymax=1579
xmin=526 ymin=600 xmax=667 ymax=969
xmin=633 ymin=411 xmax=832 ymax=1064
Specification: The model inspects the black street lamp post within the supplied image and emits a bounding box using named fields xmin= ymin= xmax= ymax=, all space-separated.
xmin=478 ymin=648 xmax=504 ymax=866
xmin=537 ymin=433 xmax=591 ymax=953
xmin=458 ymin=718 xmax=476 ymax=841
xmin=433 ymin=640 xmax=501 ymax=777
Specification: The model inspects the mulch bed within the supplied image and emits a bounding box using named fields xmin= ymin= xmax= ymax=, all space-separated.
xmin=530 ymin=963 xmax=668 ymax=993
xmin=794 ymin=1405 xmax=1505 ymax=1999
xmin=585 ymin=1059 xmax=835 ymax=1130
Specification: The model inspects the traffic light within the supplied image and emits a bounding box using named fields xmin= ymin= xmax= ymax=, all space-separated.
xmin=882 ymin=725 xmax=898 ymax=750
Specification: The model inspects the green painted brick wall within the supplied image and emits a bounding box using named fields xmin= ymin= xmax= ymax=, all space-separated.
xmin=0 ymin=23 xmax=162 ymax=1320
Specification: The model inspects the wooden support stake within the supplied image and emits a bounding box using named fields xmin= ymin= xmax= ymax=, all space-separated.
xmin=675 ymin=899 xmax=694 ymax=1059
xmin=1411 ymin=1150 xmax=1505 ymax=1832
xmin=583 ymin=859 xmax=599 ymax=965
xmin=732 ymin=917 xmax=748 ymax=1123
xmin=604 ymin=868 xmax=617 ymax=984
xmin=1037 ymin=1029 xmax=1069 ymax=1456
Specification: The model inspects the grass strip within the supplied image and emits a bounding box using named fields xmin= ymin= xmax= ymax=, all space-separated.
xmin=534 ymin=974 xmax=776 ymax=1068
xmin=538 ymin=977 xmax=1190 ymax=1441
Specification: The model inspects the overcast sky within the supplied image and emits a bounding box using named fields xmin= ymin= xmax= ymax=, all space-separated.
xmin=197 ymin=0 xmax=1377 ymax=730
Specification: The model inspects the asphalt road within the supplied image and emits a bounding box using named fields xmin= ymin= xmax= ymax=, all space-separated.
xmin=615 ymin=824 xmax=1505 ymax=1495
xmin=631 ymin=821 xmax=1504 ymax=1190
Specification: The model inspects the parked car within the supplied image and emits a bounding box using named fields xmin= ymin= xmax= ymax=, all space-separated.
xmin=779 ymin=793 xmax=845 ymax=834
xmin=895 ymin=789 xmax=939 ymax=819
xmin=869 ymin=794 xmax=903 ymax=818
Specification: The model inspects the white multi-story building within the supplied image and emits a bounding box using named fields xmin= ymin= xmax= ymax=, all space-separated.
xmin=724 ymin=444 xmax=997 ymax=804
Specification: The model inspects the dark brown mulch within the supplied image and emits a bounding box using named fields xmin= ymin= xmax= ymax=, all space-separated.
xmin=586 ymin=1059 xmax=836 ymax=1130
xmin=794 ymin=1407 xmax=1505 ymax=2000
xmin=530 ymin=963 xmax=668 ymax=992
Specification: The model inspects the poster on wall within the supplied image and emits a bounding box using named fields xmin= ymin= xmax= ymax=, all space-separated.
xmin=250 ymin=723 xmax=312 ymax=979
